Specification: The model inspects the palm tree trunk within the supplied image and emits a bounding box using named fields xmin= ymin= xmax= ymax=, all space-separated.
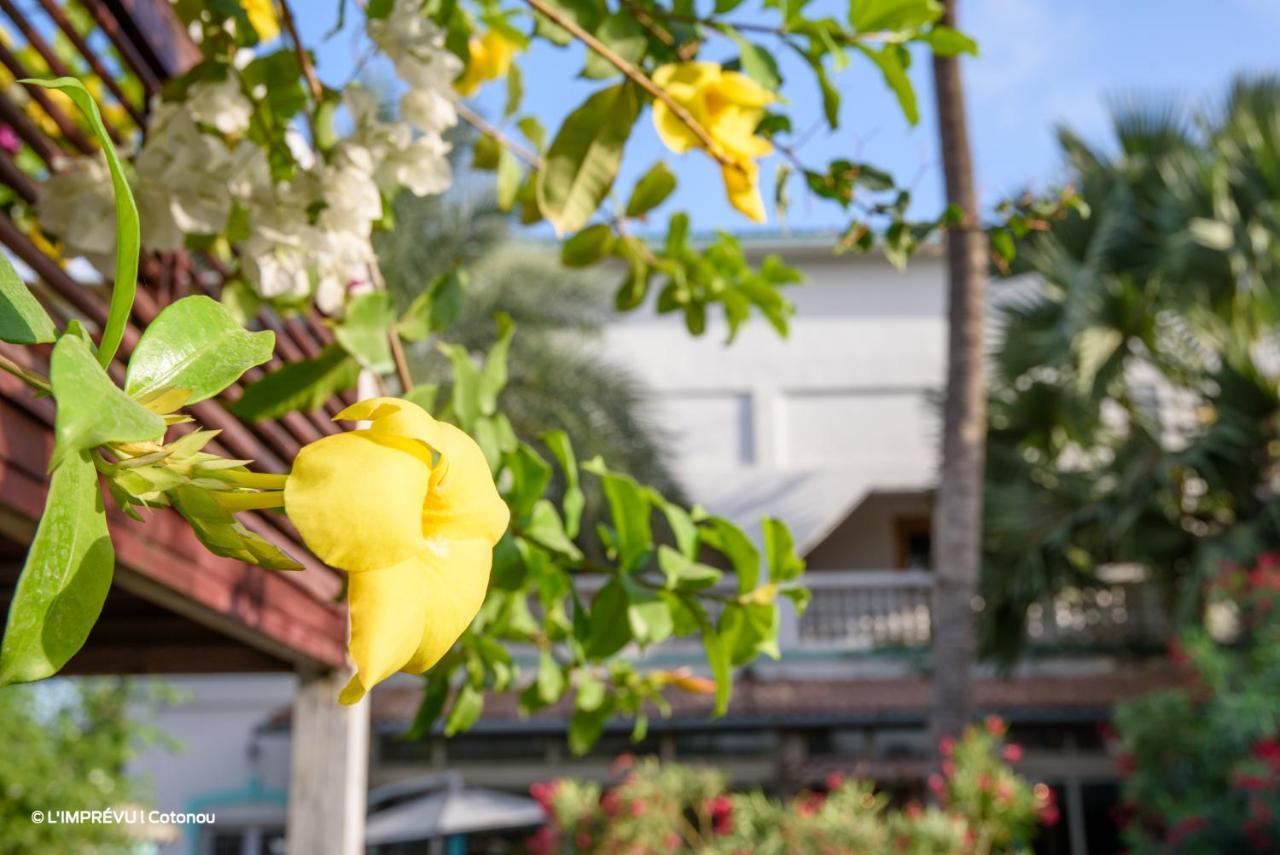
xmin=929 ymin=0 xmax=988 ymax=751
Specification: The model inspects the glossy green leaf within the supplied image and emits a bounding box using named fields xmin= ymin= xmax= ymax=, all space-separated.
xmin=506 ymin=443 xmax=553 ymax=519
xmin=27 ymin=78 xmax=139 ymax=367
xmin=443 ymin=682 xmax=484 ymax=736
xmin=50 ymin=334 xmax=165 ymax=469
xmin=0 ymin=451 xmax=113 ymax=685
xmin=398 ymin=270 xmax=467 ymax=342
xmin=924 ymin=25 xmax=978 ymax=56
xmin=703 ymin=626 xmax=732 ymax=715
xmin=857 ymin=44 xmax=918 ymax=124
xmin=625 ymin=161 xmax=677 ymax=218
xmin=0 ymin=249 xmax=54 ymax=344
xmin=525 ymin=499 xmax=583 ymax=560
xmin=849 ymin=0 xmax=942 ymax=32
xmin=334 ymin=291 xmax=394 ymax=373
xmin=586 ymin=577 xmax=632 ymax=658
xmin=701 ymin=516 xmax=760 ymax=593
xmin=496 ymin=148 xmax=522 ymax=212
xmin=583 ymin=13 xmax=647 ymax=79
xmin=727 ymin=30 xmax=782 ymax=91
xmin=624 ymin=580 xmax=674 ymax=647
xmin=762 ymin=517 xmax=805 ymax=582
xmin=542 ymin=430 xmax=585 ymax=538
xmin=537 ymin=83 xmax=640 ymax=235
xmin=478 ymin=313 xmax=514 ymax=416
xmin=124 ymin=296 xmax=275 ymax=407
xmin=594 ymin=467 xmax=652 ymax=572
xmin=561 ymin=223 xmax=615 ymax=267
xmin=568 ymin=695 xmax=614 ymax=755
xmin=230 ymin=344 xmax=359 ymax=421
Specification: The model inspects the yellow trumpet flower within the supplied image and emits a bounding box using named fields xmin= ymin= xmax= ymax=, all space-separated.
xmin=240 ymin=0 xmax=280 ymax=43
xmin=651 ymin=62 xmax=776 ymax=223
xmin=283 ymin=397 xmax=509 ymax=703
xmin=454 ymin=30 xmax=518 ymax=96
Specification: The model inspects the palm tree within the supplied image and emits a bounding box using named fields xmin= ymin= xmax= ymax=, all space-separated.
xmin=929 ymin=0 xmax=989 ymax=749
xmin=980 ymin=77 xmax=1280 ymax=662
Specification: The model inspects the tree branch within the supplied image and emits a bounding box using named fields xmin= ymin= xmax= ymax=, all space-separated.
xmin=520 ymin=0 xmax=739 ymax=172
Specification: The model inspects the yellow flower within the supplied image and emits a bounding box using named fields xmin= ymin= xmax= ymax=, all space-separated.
xmin=651 ymin=62 xmax=775 ymax=223
xmin=454 ymin=30 xmax=518 ymax=96
xmin=240 ymin=0 xmax=280 ymax=43
xmin=284 ymin=397 xmax=509 ymax=704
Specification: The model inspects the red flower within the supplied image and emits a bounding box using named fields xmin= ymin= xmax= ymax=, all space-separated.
xmin=612 ymin=753 xmax=636 ymax=773
xmin=630 ymin=800 xmax=646 ymax=817
xmin=1167 ymin=815 xmax=1209 ymax=844
xmin=928 ymin=774 xmax=946 ymax=796
xmin=527 ymin=826 xmax=558 ymax=855
xmin=1038 ymin=804 xmax=1061 ymax=827
xmin=575 ymin=831 xmax=593 ymax=849
xmin=1168 ymin=638 xmax=1190 ymax=667
xmin=985 ymin=715 xmax=1007 ymax=736
xmin=601 ymin=792 xmax=620 ymax=816
xmin=942 ymin=760 xmax=958 ymax=778
xmin=825 ymin=772 xmax=845 ymax=791
xmin=530 ymin=781 xmax=560 ymax=812
xmin=708 ymin=795 xmax=733 ymax=834
xmin=1235 ymin=772 xmax=1270 ymax=792
xmin=939 ymin=736 xmax=956 ymax=757
xmin=1116 ymin=752 xmax=1136 ymax=776
xmin=1002 ymin=743 xmax=1024 ymax=763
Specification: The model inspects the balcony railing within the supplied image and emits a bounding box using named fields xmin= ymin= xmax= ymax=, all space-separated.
xmin=785 ymin=569 xmax=1170 ymax=653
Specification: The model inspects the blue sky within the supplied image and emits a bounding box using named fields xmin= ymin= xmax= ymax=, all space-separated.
xmin=300 ymin=1 xmax=1280 ymax=237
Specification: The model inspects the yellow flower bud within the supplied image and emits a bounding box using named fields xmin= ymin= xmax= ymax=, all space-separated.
xmin=651 ymin=62 xmax=776 ymax=223
xmin=284 ymin=397 xmax=509 ymax=703
xmin=455 ymin=30 xmax=519 ymax=96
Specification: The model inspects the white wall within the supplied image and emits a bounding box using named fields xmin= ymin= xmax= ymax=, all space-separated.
xmin=602 ymin=245 xmax=947 ymax=553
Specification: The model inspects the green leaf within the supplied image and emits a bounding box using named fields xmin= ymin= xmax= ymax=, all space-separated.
xmin=542 ymin=430 xmax=584 ymax=538
xmin=703 ymin=627 xmax=732 ymax=715
xmin=923 ymin=25 xmax=978 ymax=56
xmin=230 ymin=344 xmax=360 ymax=421
xmin=405 ymin=669 xmax=454 ymax=738
xmin=398 ymin=269 xmax=467 ymax=342
xmin=536 ymin=649 xmax=567 ymax=704
xmin=533 ymin=0 xmax=603 ymax=46
xmin=701 ymin=516 xmax=760 ymax=593
xmin=624 ymin=580 xmax=674 ymax=646
xmin=334 ymin=291 xmax=394 ymax=373
xmin=26 ymin=78 xmax=139 ymax=367
xmin=537 ymin=83 xmax=640 ymax=235
xmin=50 ymin=333 xmax=165 ymax=469
xmin=568 ymin=696 xmax=614 ymax=755
xmin=762 ymin=517 xmax=805 ymax=582
xmin=0 ymin=249 xmax=54 ymax=344
xmin=0 ymin=452 xmax=112 ymax=685
xmin=726 ymin=29 xmax=782 ymax=91
xmin=561 ymin=223 xmax=615 ymax=267
xmin=595 ymin=468 xmax=652 ymax=572
xmin=171 ymin=485 xmax=303 ymax=571
xmin=220 ymin=279 xmax=261 ymax=326
xmin=504 ymin=62 xmax=523 ymax=118
xmin=657 ymin=546 xmax=722 ymax=591
xmin=478 ymin=313 xmax=514 ymax=417
xmin=583 ymin=13 xmax=647 ymax=79
xmin=495 ymin=148 xmax=522 ymax=212
xmin=849 ymin=0 xmax=942 ymax=32
xmin=506 ymin=443 xmax=553 ymax=519
xmin=525 ymin=500 xmax=583 ymax=560
xmin=443 ymin=682 xmax=484 ymax=736
xmin=438 ymin=341 xmax=482 ymax=429
xmin=124 ymin=296 xmax=274 ymax=407
xmin=857 ymin=44 xmax=918 ymax=124
xmin=625 ymin=161 xmax=677 ymax=218
xmin=586 ymin=578 xmax=632 ymax=658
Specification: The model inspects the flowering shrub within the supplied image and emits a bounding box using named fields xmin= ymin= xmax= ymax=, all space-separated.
xmin=529 ymin=719 xmax=1051 ymax=854
xmin=1114 ymin=553 xmax=1280 ymax=852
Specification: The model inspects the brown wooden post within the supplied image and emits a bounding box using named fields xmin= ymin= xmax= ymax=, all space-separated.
xmin=287 ymin=668 xmax=370 ymax=855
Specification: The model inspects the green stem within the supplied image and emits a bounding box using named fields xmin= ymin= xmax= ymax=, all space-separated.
xmin=0 ymin=352 xmax=51 ymax=393
xmin=212 ymin=490 xmax=287 ymax=512
xmin=208 ymin=470 xmax=289 ymax=490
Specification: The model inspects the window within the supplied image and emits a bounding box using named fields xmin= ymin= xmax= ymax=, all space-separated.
xmin=894 ymin=517 xmax=932 ymax=569
xmin=202 ymin=827 xmax=285 ymax=855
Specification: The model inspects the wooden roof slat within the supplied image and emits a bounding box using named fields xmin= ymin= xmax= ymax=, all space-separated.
xmin=33 ymin=0 xmax=147 ymax=126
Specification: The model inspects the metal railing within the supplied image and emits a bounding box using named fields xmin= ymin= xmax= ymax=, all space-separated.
xmin=787 ymin=569 xmax=1169 ymax=652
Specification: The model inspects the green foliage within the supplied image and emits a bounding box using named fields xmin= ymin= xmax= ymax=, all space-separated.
xmin=981 ymin=78 xmax=1280 ymax=662
xmin=0 ymin=680 xmax=170 ymax=853
xmin=536 ymin=83 xmax=640 ymax=235
xmin=0 ymin=249 xmax=54 ymax=345
xmin=0 ymin=452 xmax=112 ymax=685
xmin=333 ymin=291 xmax=395 ymax=374
xmin=1115 ymin=555 xmax=1280 ymax=852
xmin=230 ymin=344 xmax=360 ymax=421
xmin=124 ymin=295 xmax=275 ymax=407
xmin=528 ymin=723 xmax=1048 ymax=853
xmin=25 ymin=77 xmax=138 ymax=367
xmin=50 ymin=333 xmax=165 ymax=469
